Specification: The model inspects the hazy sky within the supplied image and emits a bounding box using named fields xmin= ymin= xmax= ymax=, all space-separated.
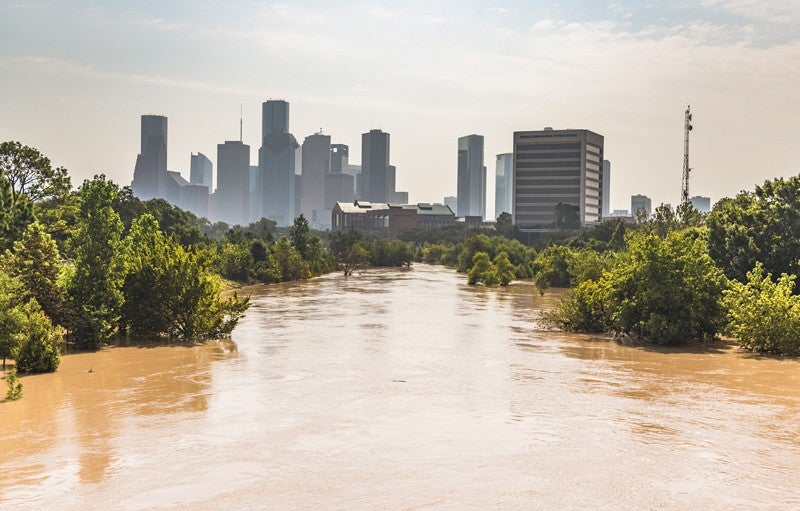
xmin=2 ymin=0 xmax=799 ymax=214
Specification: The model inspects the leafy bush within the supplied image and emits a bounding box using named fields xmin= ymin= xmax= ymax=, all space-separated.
xmin=15 ymin=303 xmax=61 ymax=373
xmin=723 ymin=263 xmax=800 ymax=355
xmin=548 ymin=231 xmax=727 ymax=344
xmin=5 ymin=368 xmax=22 ymax=400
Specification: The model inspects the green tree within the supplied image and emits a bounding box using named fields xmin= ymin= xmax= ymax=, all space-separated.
xmin=329 ymin=227 xmax=370 ymax=276
xmin=0 ymin=141 xmax=71 ymax=204
xmin=262 ymin=238 xmax=311 ymax=282
xmin=723 ymin=263 xmax=800 ymax=355
xmin=554 ymin=203 xmax=581 ymax=230
xmin=120 ymin=214 xmax=173 ymax=338
xmin=5 ymin=368 xmax=23 ymax=400
xmin=707 ymin=176 xmax=800 ymax=282
xmin=67 ymin=176 xmax=125 ymax=350
xmin=8 ymin=222 xmax=65 ymax=326
xmin=468 ymin=252 xmax=498 ymax=286
xmin=15 ymin=301 xmax=61 ymax=373
xmin=0 ymin=270 xmax=25 ymax=368
xmin=548 ymin=230 xmax=727 ymax=345
xmin=167 ymin=246 xmax=249 ymax=339
xmin=0 ymin=174 xmax=34 ymax=251
xmin=494 ymin=251 xmax=516 ymax=286
xmin=495 ymin=211 xmax=514 ymax=238
xmin=289 ymin=214 xmax=312 ymax=260
xmin=218 ymin=241 xmax=254 ymax=282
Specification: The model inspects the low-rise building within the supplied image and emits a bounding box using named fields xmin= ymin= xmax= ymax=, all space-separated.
xmin=332 ymin=201 xmax=456 ymax=237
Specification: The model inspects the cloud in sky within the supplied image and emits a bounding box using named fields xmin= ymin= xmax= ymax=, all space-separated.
xmin=0 ymin=0 xmax=798 ymax=211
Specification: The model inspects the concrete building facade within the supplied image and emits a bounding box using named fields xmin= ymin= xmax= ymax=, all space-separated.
xmin=300 ymin=133 xmax=331 ymax=227
xmin=512 ymin=128 xmax=604 ymax=232
xmin=190 ymin=152 xmax=213 ymax=190
xmin=259 ymin=99 xmax=299 ymax=226
xmin=131 ymin=115 xmax=168 ymax=201
xmin=215 ymin=140 xmax=250 ymax=226
xmin=602 ymin=159 xmax=611 ymax=218
xmin=362 ymin=129 xmax=391 ymax=203
xmin=495 ymin=153 xmax=513 ymax=220
xmin=330 ymin=144 xmax=349 ymax=174
xmin=332 ymin=201 xmax=456 ymax=237
xmin=631 ymin=194 xmax=652 ymax=217
xmin=690 ymin=195 xmax=711 ymax=213
xmin=457 ymin=134 xmax=486 ymax=219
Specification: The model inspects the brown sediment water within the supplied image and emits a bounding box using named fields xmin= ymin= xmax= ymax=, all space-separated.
xmin=1 ymin=264 xmax=799 ymax=510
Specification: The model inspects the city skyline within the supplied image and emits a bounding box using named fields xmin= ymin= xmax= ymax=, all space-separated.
xmin=2 ymin=1 xmax=800 ymax=213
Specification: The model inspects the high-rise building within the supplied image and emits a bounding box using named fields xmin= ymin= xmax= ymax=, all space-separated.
xmin=259 ymin=99 xmax=299 ymax=226
xmin=631 ymin=194 xmax=652 ymax=217
xmin=325 ymin=173 xmax=355 ymax=210
xmin=495 ymin=153 xmax=513 ymax=220
xmin=190 ymin=152 xmax=213 ymax=190
xmin=330 ymin=144 xmax=349 ymax=173
xmin=215 ymin=140 xmax=250 ymax=226
xmin=457 ymin=134 xmax=486 ymax=219
xmin=362 ymin=129 xmax=391 ymax=202
xmin=249 ymin=165 xmax=261 ymax=222
xmin=689 ymin=195 xmax=711 ymax=213
xmin=300 ymin=133 xmax=331 ymax=227
xmin=602 ymin=160 xmax=611 ymax=218
xmin=345 ymin=164 xmax=361 ymax=197
xmin=262 ymin=100 xmax=289 ymax=139
xmin=131 ymin=115 xmax=168 ymax=200
xmin=512 ymin=128 xmax=603 ymax=231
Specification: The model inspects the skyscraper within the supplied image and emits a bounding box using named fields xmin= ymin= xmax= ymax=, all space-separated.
xmin=300 ymin=133 xmax=331 ymax=227
xmin=262 ymin=100 xmax=289 ymax=139
xmin=330 ymin=144 xmax=349 ymax=173
xmin=190 ymin=152 xmax=213 ymax=189
xmin=631 ymin=194 xmax=652 ymax=217
xmin=602 ymin=160 xmax=611 ymax=218
xmin=259 ymin=99 xmax=298 ymax=226
xmin=215 ymin=140 xmax=250 ymax=226
xmin=689 ymin=195 xmax=711 ymax=213
xmin=362 ymin=129 xmax=391 ymax=202
xmin=131 ymin=115 xmax=168 ymax=200
xmin=512 ymin=128 xmax=603 ymax=232
xmin=495 ymin=153 xmax=513 ymax=220
xmin=457 ymin=134 xmax=486 ymax=219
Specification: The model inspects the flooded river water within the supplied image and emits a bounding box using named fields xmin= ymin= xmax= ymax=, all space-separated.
xmin=2 ymin=264 xmax=800 ymax=510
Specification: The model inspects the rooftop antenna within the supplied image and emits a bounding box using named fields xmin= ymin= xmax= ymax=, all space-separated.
xmin=239 ymin=104 xmax=243 ymax=142
xmin=681 ymin=105 xmax=693 ymax=205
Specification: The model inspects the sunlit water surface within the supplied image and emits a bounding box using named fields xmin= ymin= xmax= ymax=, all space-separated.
xmin=2 ymin=264 xmax=800 ymax=510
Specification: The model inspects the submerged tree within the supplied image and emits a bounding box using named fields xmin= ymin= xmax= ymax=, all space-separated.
xmin=67 ymin=176 xmax=125 ymax=350
xmin=7 ymin=222 xmax=65 ymax=326
xmin=723 ymin=263 xmax=800 ymax=356
xmin=15 ymin=301 xmax=61 ymax=373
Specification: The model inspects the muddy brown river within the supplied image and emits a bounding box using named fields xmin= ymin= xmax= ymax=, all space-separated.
xmin=2 ymin=264 xmax=800 ymax=509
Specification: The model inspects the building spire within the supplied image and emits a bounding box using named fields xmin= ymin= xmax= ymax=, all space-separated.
xmin=240 ymin=104 xmax=243 ymax=142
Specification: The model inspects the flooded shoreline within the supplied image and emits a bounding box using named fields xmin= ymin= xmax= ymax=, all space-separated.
xmin=2 ymin=264 xmax=800 ymax=510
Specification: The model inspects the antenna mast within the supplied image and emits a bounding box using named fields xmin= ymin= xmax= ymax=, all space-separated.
xmin=681 ymin=105 xmax=693 ymax=205
xmin=239 ymin=104 xmax=243 ymax=142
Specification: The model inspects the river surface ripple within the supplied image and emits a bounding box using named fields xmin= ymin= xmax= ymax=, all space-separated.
xmin=2 ymin=264 xmax=800 ymax=510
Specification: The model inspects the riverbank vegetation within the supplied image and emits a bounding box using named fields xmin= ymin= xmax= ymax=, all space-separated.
xmin=0 ymin=142 xmax=423 ymax=387
xmin=402 ymin=176 xmax=800 ymax=355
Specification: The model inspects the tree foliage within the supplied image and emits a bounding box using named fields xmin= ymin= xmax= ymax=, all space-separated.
xmin=7 ymin=222 xmax=65 ymax=326
xmin=15 ymin=301 xmax=61 ymax=373
xmin=0 ymin=269 xmax=25 ymax=368
xmin=708 ymin=176 xmax=800 ymax=282
xmin=723 ymin=263 xmax=800 ymax=355
xmin=67 ymin=176 xmax=125 ymax=350
xmin=547 ymin=231 xmax=727 ymax=345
